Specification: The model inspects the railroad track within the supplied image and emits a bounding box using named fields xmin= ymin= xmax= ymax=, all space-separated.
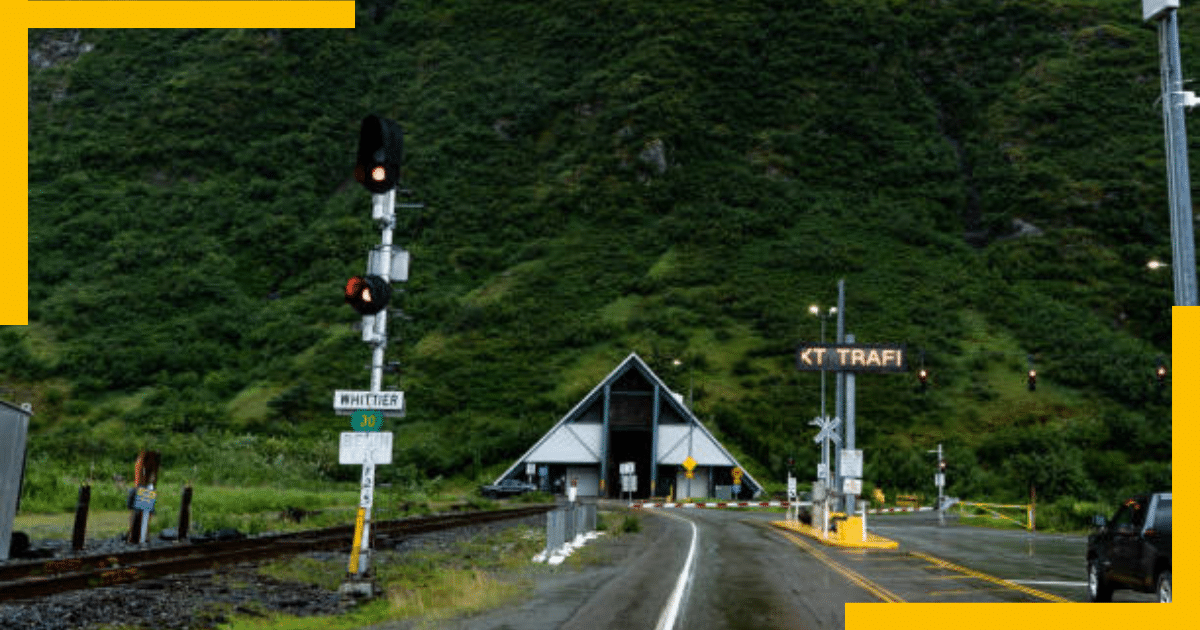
xmin=0 ymin=504 xmax=554 ymax=602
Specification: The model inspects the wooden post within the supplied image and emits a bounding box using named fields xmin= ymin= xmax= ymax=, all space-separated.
xmin=178 ymin=484 xmax=192 ymax=541
xmin=127 ymin=451 xmax=147 ymax=544
xmin=127 ymin=451 xmax=161 ymax=544
xmin=72 ymin=484 xmax=90 ymax=552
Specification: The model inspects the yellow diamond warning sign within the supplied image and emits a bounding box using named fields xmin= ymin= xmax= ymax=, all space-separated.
xmin=682 ymin=456 xmax=696 ymax=472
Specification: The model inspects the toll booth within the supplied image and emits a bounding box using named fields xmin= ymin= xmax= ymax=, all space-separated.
xmin=1 ymin=400 xmax=32 ymax=560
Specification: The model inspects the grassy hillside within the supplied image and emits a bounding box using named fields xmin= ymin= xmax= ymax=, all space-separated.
xmin=5 ymin=1 xmax=1174 ymax=508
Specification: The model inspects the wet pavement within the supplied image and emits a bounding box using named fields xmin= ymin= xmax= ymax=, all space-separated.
xmin=864 ymin=510 xmax=1156 ymax=602
xmin=361 ymin=506 xmax=1156 ymax=630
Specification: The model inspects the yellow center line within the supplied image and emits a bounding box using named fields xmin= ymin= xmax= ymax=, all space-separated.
xmin=907 ymin=551 xmax=1072 ymax=602
xmin=775 ymin=529 xmax=906 ymax=603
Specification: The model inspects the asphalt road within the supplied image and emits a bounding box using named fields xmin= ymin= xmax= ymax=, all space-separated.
xmin=369 ymin=506 xmax=1155 ymax=630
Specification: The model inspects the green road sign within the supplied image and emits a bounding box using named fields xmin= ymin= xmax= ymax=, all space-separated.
xmin=351 ymin=409 xmax=384 ymax=432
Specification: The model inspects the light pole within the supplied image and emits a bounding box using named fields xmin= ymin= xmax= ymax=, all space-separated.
xmin=1145 ymin=0 xmax=1199 ymax=305
xmin=809 ymin=305 xmax=836 ymax=421
xmin=809 ymin=304 xmax=836 ymax=483
xmin=672 ymin=358 xmax=693 ymax=408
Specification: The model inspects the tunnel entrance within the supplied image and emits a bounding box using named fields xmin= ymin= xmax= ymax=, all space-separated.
xmin=608 ymin=427 xmax=652 ymax=498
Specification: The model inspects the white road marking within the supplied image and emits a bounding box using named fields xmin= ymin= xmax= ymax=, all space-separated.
xmin=654 ymin=513 xmax=699 ymax=630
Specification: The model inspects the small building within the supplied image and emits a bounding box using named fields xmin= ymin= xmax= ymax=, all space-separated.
xmin=1 ymin=399 xmax=32 ymax=561
xmin=492 ymin=353 xmax=762 ymax=500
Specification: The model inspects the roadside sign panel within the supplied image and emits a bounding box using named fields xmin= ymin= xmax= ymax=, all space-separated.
xmin=840 ymin=449 xmax=863 ymax=478
xmin=787 ymin=476 xmax=797 ymax=498
xmin=843 ymin=478 xmax=862 ymax=495
xmin=339 ymin=431 xmax=393 ymax=465
xmin=333 ymin=390 xmax=405 ymax=416
xmin=682 ymin=456 xmax=696 ymax=472
xmin=132 ymin=487 xmax=157 ymax=511
xmin=935 ymin=473 xmax=945 ymax=487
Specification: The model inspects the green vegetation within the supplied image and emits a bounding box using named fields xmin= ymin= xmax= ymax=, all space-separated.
xmin=6 ymin=1 xmax=1175 ymax=520
xmin=226 ymin=524 xmax=546 ymax=630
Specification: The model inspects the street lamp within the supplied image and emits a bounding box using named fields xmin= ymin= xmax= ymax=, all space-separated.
xmin=809 ymin=305 xmax=837 ymax=421
xmin=672 ymin=358 xmax=693 ymax=408
xmin=809 ymin=305 xmax=836 ymax=484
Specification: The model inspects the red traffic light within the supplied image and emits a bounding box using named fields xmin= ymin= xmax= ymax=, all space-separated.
xmin=345 ymin=275 xmax=392 ymax=315
xmin=355 ymin=114 xmax=404 ymax=194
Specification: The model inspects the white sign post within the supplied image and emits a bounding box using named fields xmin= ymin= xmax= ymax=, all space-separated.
xmin=620 ymin=462 xmax=636 ymax=501
xmin=339 ymin=432 xmax=393 ymax=581
xmin=357 ymin=454 xmax=374 ymax=574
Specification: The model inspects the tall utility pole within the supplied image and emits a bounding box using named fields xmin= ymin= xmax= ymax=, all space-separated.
xmin=1147 ymin=0 xmax=1199 ymax=305
xmin=833 ymin=279 xmax=846 ymax=511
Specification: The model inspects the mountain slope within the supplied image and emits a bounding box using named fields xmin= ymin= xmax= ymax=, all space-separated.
xmin=7 ymin=1 xmax=1173 ymax=504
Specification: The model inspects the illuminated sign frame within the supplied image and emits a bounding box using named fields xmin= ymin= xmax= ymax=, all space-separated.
xmin=795 ymin=343 xmax=908 ymax=373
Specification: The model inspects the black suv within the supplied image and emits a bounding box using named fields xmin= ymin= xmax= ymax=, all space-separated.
xmin=1087 ymin=492 xmax=1171 ymax=602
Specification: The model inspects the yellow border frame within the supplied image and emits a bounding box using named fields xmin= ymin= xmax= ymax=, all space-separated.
xmin=849 ymin=308 xmax=1186 ymax=625
xmin=6 ymin=2 xmax=354 ymax=325
xmin=8 ymin=4 xmax=1188 ymax=630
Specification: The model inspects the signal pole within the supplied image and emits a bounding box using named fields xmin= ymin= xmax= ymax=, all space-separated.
xmin=337 ymin=114 xmax=413 ymax=601
xmin=928 ymin=443 xmax=945 ymax=525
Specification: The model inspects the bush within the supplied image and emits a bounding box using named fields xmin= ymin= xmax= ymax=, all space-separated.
xmin=511 ymin=491 xmax=553 ymax=504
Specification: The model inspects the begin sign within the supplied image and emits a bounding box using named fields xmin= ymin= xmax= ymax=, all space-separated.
xmin=796 ymin=343 xmax=907 ymax=373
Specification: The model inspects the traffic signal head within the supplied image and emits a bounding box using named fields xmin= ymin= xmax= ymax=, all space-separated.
xmin=1157 ymin=363 xmax=1168 ymax=381
xmin=354 ymin=114 xmax=404 ymax=194
xmin=1027 ymin=369 xmax=1037 ymax=391
xmin=939 ymin=459 xmax=946 ymax=472
xmin=345 ymin=275 xmax=392 ymax=315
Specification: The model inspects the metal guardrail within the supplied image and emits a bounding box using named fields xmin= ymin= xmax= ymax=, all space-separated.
xmin=541 ymin=503 xmax=596 ymax=560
